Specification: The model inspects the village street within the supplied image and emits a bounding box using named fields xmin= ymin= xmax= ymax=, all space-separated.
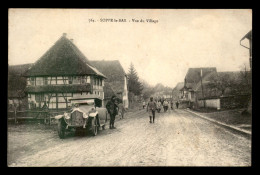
xmin=8 ymin=109 xmax=251 ymax=167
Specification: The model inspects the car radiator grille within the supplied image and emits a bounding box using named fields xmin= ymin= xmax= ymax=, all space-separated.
xmin=71 ymin=111 xmax=85 ymax=126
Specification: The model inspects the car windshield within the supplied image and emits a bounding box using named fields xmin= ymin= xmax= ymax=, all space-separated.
xmin=71 ymin=99 xmax=95 ymax=106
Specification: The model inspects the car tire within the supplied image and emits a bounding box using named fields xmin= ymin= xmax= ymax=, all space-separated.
xmin=58 ymin=119 xmax=65 ymax=139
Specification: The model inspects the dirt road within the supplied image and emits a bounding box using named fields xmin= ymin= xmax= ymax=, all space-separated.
xmin=8 ymin=109 xmax=251 ymax=167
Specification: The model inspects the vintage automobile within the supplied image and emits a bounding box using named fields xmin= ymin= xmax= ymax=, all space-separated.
xmin=55 ymin=95 xmax=108 ymax=139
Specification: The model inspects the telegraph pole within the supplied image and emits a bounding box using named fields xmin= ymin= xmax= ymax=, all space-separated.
xmin=200 ymin=69 xmax=205 ymax=108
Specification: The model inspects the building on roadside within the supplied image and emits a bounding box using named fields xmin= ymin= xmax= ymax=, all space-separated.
xmin=179 ymin=67 xmax=250 ymax=110
xmin=172 ymin=82 xmax=184 ymax=101
xmin=23 ymin=33 xmax=106 ymax=110
xmin=90 ymin=60 xmax=129 ymax=109
xmin=179 ymin=67 xmax=217 ymax=104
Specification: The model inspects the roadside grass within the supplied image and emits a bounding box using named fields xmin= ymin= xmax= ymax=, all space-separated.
xmin=193 ymin=108 xmax=252 ymax=131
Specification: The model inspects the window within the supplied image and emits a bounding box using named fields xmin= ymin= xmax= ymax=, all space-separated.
xmin=36 ymin=77 xmax=44 ymax=86
xmin=35 ymin=94 xmax=44 ymax=102
xmin=72 ymin=76 xmax=80 ymax=84
xmin=62 ymin=76 xmax=69 ymax=84
xmin=43 ymin=77 xmax=48 ymax=85
xmin=80 ymin=76 xmax=87 ymax=84
xmin=49 ymin=77 xmax=56 ymax=85
xmin=86 ymin=76 xmax=90 ymax=83
xmin=27 ymin=77 xmax=35 ymax=86
xmin=68 ymin=77 xmax=73 ymax=84
xmin=57 ymin=76 xmax=68 ymax=85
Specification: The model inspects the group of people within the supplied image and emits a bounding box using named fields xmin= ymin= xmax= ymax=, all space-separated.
xmin=143 ymin=99 xmax=179 ymax=112
xmin=106 ymin=95 xmax=180 ymax=128
xmin=145 ymin=97 xmax=180 ymax=123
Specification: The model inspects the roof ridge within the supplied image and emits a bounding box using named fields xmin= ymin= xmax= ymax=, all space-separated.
xmin=24 ymin=34 xmax=106 ymax=77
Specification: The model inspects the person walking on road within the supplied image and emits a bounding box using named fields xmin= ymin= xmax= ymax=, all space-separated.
xmin=157 ymin=100 xmax=162 ymax=113
xmin=163 ymin=100 xmax=169 ymax=112
xmin=118 ymin=102 xmax=125 ymax=119
xmin=142 ymin=101 xmax=146 ymax=109
xmin=106 ymin=95 xmax=118 ymax=129
xmin=147 ymin=97 xmax=157 ymax=123
xmin=170 ymin=100 xmax=174 ymax=110
xmin=176 ymin=101 xmax=179 ymax=109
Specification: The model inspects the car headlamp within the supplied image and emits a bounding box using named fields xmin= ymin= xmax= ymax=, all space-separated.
xmin=64 ymin=112 xmax=70 ymax=119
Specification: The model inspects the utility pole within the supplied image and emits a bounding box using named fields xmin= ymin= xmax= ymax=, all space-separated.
xmin=200 ymin=69 xmax=205 ymax=108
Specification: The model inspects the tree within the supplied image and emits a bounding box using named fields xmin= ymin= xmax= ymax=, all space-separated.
xmin=140 ymin=79 xmax=154 ymax=101
xmin=127 ymin=63 xmax=143 ymax=96
xmin=206 ymin=73 xmax=234 ymax=96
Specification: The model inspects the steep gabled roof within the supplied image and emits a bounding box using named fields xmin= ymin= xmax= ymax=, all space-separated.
xmin=24 ymin=34 xmax=106 ymax=78
xmin=90 ymin=60 xmax=126 ymax=81
xmin=90 ymin=60 xmax=126 ymax=94
xmin=173 ymin=82 xmax=184 ymax=91
xmin=184 ymin=67 xmax=217 ymax=89
xmin=193 ymin=71 xmax=217 ymax=91
xmin=103 ymin=82 xmax=116 ymax=100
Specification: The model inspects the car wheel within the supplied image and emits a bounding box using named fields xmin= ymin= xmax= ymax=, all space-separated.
xmin=91 ymin=117 xmax=98 ymax=136
xmin=58 ymin=119 xmax=65 ymax=139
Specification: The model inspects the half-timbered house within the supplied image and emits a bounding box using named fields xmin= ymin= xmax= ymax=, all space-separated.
xmin=23 ymin=33 xmax=106 ymax=110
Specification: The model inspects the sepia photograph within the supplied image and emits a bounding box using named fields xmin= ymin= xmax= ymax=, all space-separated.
xmin=8 ymin=9 xmax=252 ymax=167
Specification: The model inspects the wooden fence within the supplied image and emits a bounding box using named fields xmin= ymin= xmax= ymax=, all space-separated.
xmin=8 ymin=110 xmax=65 ymax=125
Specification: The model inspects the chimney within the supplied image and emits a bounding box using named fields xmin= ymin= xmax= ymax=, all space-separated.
xmin=63 ymin=33 xmax=67 ymax=37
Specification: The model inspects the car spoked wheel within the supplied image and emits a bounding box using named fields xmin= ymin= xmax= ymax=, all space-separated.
xmin=58 ymin=119 xmax=66 ymax=139
xmin=91 ymin=118 xmax=98 ymax=136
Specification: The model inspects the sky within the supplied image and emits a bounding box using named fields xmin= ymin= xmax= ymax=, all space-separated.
xmin=8 ymin=9 xmax=252 ymax=88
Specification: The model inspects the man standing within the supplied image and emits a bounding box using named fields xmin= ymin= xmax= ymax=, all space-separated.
xmin=157 ymin=100 xmax=162 ymax=113
xmin=176 ymin=101 xmax=179 ymax=109
xmin=106 ymin=95 xmax=118 ymax=129
xmin=170 ymin=100 xmax=174 ymax=110
xmin=147 ymin=97 xmax=157 ymax=123
xmin=142 ymin=101 xmax=146 ymax=109
xmin=163 ymin=100 xmax=169 ymax=112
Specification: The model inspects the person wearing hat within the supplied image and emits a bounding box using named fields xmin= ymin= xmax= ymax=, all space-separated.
xmin=106 ymin=95 xmax=118 ymax=129
xmin=147 ymin=97 xmax=157 ymax=123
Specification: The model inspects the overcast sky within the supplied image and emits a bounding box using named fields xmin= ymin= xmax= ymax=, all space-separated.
xmin=8 ymin=9 xmax=252 ymax=88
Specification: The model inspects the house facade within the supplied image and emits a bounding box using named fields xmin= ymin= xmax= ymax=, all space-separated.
xmin=23 ymin=33 xmax=106 ymax=110
xmin=172 ymin=82 xmax=184 ymax=101
xmin=179 ymin=67 xmax=217 ymax=108
xmin=179 ymin=67 xmax=250 ymax=109
xmin=90 ymin=60 xmax=129 ymax=109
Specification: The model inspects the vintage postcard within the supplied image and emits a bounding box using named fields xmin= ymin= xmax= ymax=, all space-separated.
xmin=8 ymin=9 xmax=252 ymax=167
